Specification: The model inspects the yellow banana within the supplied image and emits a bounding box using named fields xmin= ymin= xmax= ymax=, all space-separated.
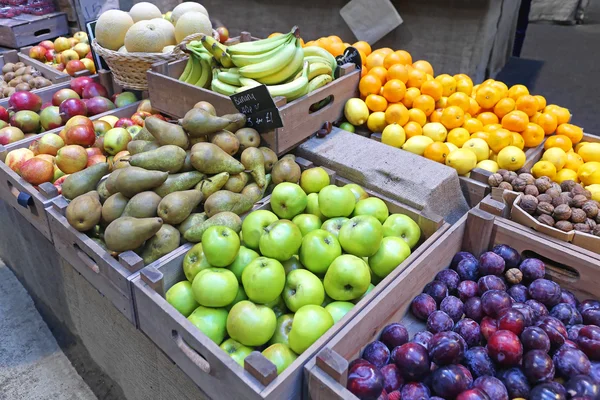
xmin=201 ymin=34 xmax=226 ymax=58
xmin=266 ymin=61 xmax=309 ymax=101
xmin=257 ymin=39 xmax=304 ymax=85
xmin=239 ymin=77 xmax=261 ymax=87
xmin=239 ymin=38 xmax=298 ymax=79
xmin=231 ymin=37 xmax=292 ymax=68
xmin=227 ymin=29 xmax=294 ymax=55
xmin=308 ymin=74 xmax=333 ymax=93
xmin=303 ymin=46 xmax=337 ymax=77
xmin=211 ymin=43 xmax=233 ymax=68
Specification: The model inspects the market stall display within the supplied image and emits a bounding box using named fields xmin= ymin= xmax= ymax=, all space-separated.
xmin=23 ymin=31 xmax=95 ymax=77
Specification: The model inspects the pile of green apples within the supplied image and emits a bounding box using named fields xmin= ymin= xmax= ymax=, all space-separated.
xmin=164 ymin=167 xmax=422 ymax=374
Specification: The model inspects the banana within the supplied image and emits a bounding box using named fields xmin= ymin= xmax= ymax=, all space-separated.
xmin=227 ymin=31 xmax=292 ymax=55
xmin=184 ymin=55 xmax=202 ymax=85
xmin=212 ymin=44 xmax=234 ymax=68
xmin=238 ymin=77 xmax=261 ymax=87
xmin=211 ymin=77 xmax=239 ymax=95
xmin=307 ymin=63 xmax=332 ymax=80
xmin=201 ymin=34 xmax=227 ymax=57
xmin=257 ymin=39 xmax=304 ymax=85
xmin=239 ymin=38 xmax=298 ymax=79
xmin=303 ymin=56 xmax=333 ymax=66
xmin=308 ymin=74 xmax=333 ymax=93
xmin=217 ymin=69 xmax=241 ymax=86
xmin=303 ymin=46 xmax=338 ymax=77
xmin=179 ymin=57 xmax=193 ymax=82
xmin=265 ymin=61 xmax=309 ymax=101
xmin=231 ymin=37 xmax=292 ymax=68
xmin=195 ymin=55 xmax=211 ymax=88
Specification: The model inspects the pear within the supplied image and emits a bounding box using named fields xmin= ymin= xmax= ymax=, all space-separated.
xmin=190 ymin=143 xmax=244 ymax=174
xmin=221 ymin=113 xmax=246 ymax=132
xmin=241 ymin=174 xmax=271 ymax=203
xmin=101 ymin=192 xmax=129 ymax=225
xmin=154 ymin=171 xmax=205 ymax=197
xmin=61 ymin=162 xmax=109 ymax=200
xmin=211 ymin=130 xmax=239 ymax=156
xmin=194 ymin=101 xmax=216 ymax=115
xmin=203 ymin=190 xmax=255 ymax=217
xmin=66 ymin=191 xmax=102 ymax=232
xmin=183 ymin=211 xmax=242 ymax=242
xmin=145 ymin=117 xmax=189 ymax=149
xmin=115 ymin=167 xmax=168 ymax=198
xmin=241 ymin=147 xmax=266 ymax=187
xmin=180 ymin=150 xmax=194 ymax=172
xmin=105 ymin=168 xmax=124 ymax=195
xmin=180 ymin=108 xmax=231 ymax=137
xmin=141 ymin=224 xmax=180 ymax=264
xmin=195 ymin=172 xmax=229 ymax=198
xmin=133 ymin=126 xmax=156 ymax=141
xmin=129 ymin=145 xmax=186 ymax=173
xmin=127 ymin=140 xmax=160 ymax=155
xmin=96 ymin=180 xmax=110 ymax=204
xmin=189 ymin=136 xmax=208 ymax=145
xmin=271 ymin=157 xmax=301 ymax=184
xmin=223 ymin=172 xmax=249 ymax=193
xmin=235 ymin=128 xmax=260 ymax=152
xmin=259 ymin=147 xmax=278 ymax=172
xmin=157 ymin=190 xmax=203 ymax=225
xmin=104 ymin=217 xmax=163 ymax=252
xmin=178 ymin=212 xmax=207 ymax=236
xmin=122 ymin=191 xmax=162 ymax=218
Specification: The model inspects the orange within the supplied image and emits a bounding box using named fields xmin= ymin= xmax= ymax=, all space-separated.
xmin=441 ymin=106 xmax=465 ymax=129
xmin=487 ymin=128 xmax=513 ymax=153
xmin=531 ymin=112 xmax=542 ymax=123
xmin=426 ymin=73 xmax=434 ymax=81
xmin=382 ymin=79 xmax=406 ymax=103
xmin=454 ymin=73 xmax=471 ymax=81
xmin=515 ymin=94 xmax=539 ymax=117
xmin=304 ymin=40 xmax=316 ymax=47
xmin=408 ymin=108 xmax=427 ymax=126
xmin=456 ymin=79 xmax=473 ymax=96
xmin=407 ymin=68 xmax=427 ymax=88
xmin=328 ymin=42 xmax=345 ymax=57
xmin=436 ymin=96 xmax=448 ymax=109
xmin=534 ymin=95 xmax=546 ymax=110
xmin=268 ymin=32 xmax=283 ymax=38
xmin=471 ymin=131 xmax=490 ymax=142
xmin=359 ymin=74 xmax=382 ymax=97
xmin=547 ymin=106 xmax=571 ymax=125
xmin=316 ymin=37 xmax=333 ymax=50
xmin=463 ymin=118 xmax=484 ymax=134
xmin=387 ymin=64 xmax=409 ymax=83
xmin=469 ymin=98 xmax=481 ymax=116
xmin=481 ymin=79 xmax=495 ymax=87
xmin=447 ymin=127 xmax=471 ymax=147
xmin=556 ymin=123 xmax=584 ymax=144
xmin=343 ymin=42 xmax=350 ymax=49
xmin=476 ymin=85 xmax=502 ymax=109
xmin=352 ymin=41 xmax=372 ymax=56
xmin=501 ymin=110 xmax=529 ymax=132
xmin=361 ymin=68 xmax=368 ymax=78
xmin=447 ymin=92 xmax=472 ymax=112
xmin=435 ymin=74 xmax=457 ymax=97
xmin=384 ymin=103 xmax=409 ymax=125
xmin=358 ymin=50 xmax=368 ymax=66
xmin=394 ymin=50 xmax=412 ymax=65
xmin=521 ymin=123 xmax=545 ymax=147
xmin=368 ymin=66 xmax=388 ymax=85
xmin=429 ymin=108 xmax=443 ymax=123
xmin=365 ymin=94 xmax=388 ymax=112
xmin=477 ymin=112 xmax=500 ymax=126
xmin=403 ymin=121 xmax=423 ymax=138
xmin=366 ymin=52 xmax=386 ymax=70
xmin=412 ymin=94 xmax=436 ymax=116
xmin=537 ymin=112 xmax=558 ymax=135
xmin=328 ymin=35 xmax=343 ymax=43
xmin=424 ymin=142 xmax=450 ymax=163
xmin=413 ymin=60 xmax=434 ymax=76
xmin=373 ymin=47 xmax=394 ymax=56
xmin=420 ymin=80 xmax=443 ymax=101
xmin=544 ymin=135 xmax=573 ymax=152
xmin=402 ymin=87 xmax=421 ymax=108
xmin=490 ymin=81 xmax=509 ymax=98
xmin=383 ymin=52 xmax=404 ymax=69
xmin=507 ymin=84 xmax=529 ymax=101
xmin=493 ymin=98 xmax=516 ymax=119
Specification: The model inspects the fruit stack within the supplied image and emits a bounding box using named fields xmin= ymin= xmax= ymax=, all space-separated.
xmin=347 ymin=245 xmax=600 ymax=399
xmin=1 ymin=62 xmax=52 ymax=98
xmin=27 ymin=32 xmax=95 ymax=76
xmin=164 ymin=171 xmax=422 ymax=373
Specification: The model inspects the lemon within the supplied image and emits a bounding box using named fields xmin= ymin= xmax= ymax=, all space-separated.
xmin=462 ymin=138 xmax=490 ymax=162
xmin=575 ymin=141 xmax=590 ymax=153
xmin=586 ymin=184 xmax=600 ymax=202
xmin=445 ymin=142 xmax=459 ymax=153
xmin=446 ymin=148 xmax=477 ymax=175
xmin=344 ymin=98 xmax=369 ymax=126
xmin=476 ymin=160 xmax=499 ymax=173
xmin=554 ymin=168 xmax=579 ymax=184
xmin=578 ymin=143 xmax=600 ymax=163
xmin=531 ymin=161 xmax=557 ymax=180
xmin=497 ymin=146 xmax=526 ymax=171
xmin=541 ymin=147 xmax=567 ymax=170
xmin=578 ymin=161 xmax=600 ymax=186
xmin=402 ymin=135 xmax=434 ymax=156
xmin=367 ymin=111 xmax=387 ymax=132
xmin=511 ymin=132 xmax=525 ymax=150
xmin=447 ymin=127 xmax=470 ymax=147
xmin=564 ymin=151 xmax=584 ymax=171
xmin=381 ymin=124 xmax=406 ymax=148
xmin=422 ymin=122 xmax=448 ymax=142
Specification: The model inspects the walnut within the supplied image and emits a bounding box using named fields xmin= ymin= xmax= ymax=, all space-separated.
xmin=536 ymin=202 xmax=554 ymax=216
xmin=570 ymin=208 xmax=587 ymax=223
xmin=561 ymin=180 xmax=578 ymax=193
xmin=519 ymin=173 xmax=535 ymax=185
xmin=597 ymin=214 xmax=600 ymax=224
xmin=594 ymin=225 xmax=600 ymax=237
xmin=513 ymin=178 xmax=528 ymax=192
xmin=546 ymin=188 xmax=561 ymax=199
xmin=506 ymin=171 xmax=518 ymax=184
xmin=553 ymin=204 xmax=572 ymax=221
xmin=524 ymin=185 xmax=539 ymax=196
xmin=571 ymin=185 xmax=587 ymax=197
xmin=587 ymin=218 xmax=597 ymax=230
xmin=555 ymin=220 xmax=574 ymax=232
xmin=561 ymin=192 xmax=574 ymax=206
xmin=498 ymin=169 xmax=510 ymax=181
xmin=505 ymin=268 xmax=523 ymax=284
xmin=551 ymin=182 xmax=562 ymax=193
xmin=574 ymin=223 xmax=591 ymax=233
xmin=572 ymin=195 xmax=588 ymax=208
xmin=535 ymin=177 xmax=553 ymax=193
xmin=520 ymin=195 xmax=539 ymax=214
xmin=488 ymin=173 xmax=503 ymax=187
xmin=552 ymin=195 xmax=569 ymax=208
xmin=538 ymin=214 xmax=555 ymax=227
xmin=498 ymin=182 xmax=513 ymax=191
xmin=537 ymin=194 xmax=553 ymax=204
xmin=583 ymin=201 xmax=599 ymax=218
xmin=583 ymin=189 xmax=593 ymax=200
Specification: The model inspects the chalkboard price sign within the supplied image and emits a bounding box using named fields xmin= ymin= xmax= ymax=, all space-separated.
xmin=230 ymin=85 xmax=283 ymax=133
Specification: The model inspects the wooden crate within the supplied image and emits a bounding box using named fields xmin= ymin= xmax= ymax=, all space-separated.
xmin=132 ymin=158 xmax=448 ymax=400
xmin=0 ymin=49 xmax=73 ymax=86
xmin=19 ymin=45 xmax=92 ymax=82
xmin=305 ymin=208 xmax=600 ymax=399
xmin=0 ymin=12 xmax=69 ymax=48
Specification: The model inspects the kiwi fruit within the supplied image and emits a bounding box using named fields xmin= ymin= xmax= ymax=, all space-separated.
xmin=14 ymin=62 xmax=25 ymax=69
xmin=14 ymin=67 xmax=26 ymax=76
xmin=14 ymin=83 xmax=30 ymax=92
xmin=2 ymin=63 xmax=14 ymax=74
xmin=20 ymin=74 xmax=33 ymax=83
xmin=3 ymin=72 xmax=15 ymax=82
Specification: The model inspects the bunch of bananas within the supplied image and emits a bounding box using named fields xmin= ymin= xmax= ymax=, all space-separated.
xmin=178 ymin=40 xmax=216 ymax=88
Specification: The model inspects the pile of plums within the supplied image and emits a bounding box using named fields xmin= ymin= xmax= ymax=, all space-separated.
xmin=346 ymin=244 xmax=600 ymax=400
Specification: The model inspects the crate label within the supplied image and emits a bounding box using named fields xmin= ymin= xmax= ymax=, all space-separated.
xmin=230 ymin=85 xmax=283 ymax=133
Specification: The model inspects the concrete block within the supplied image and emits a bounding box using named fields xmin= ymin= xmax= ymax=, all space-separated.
xmin=297 ymin=128 xmax=470 ymax=223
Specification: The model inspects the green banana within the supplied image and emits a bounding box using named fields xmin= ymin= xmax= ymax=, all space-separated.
xmin=211 ymin=73 xmax=239 ymax=95
xmin=217 ymin=69 xmax=241 ymax=86
xmin=179 ymin=57 xmax=193 ymax=82
xmin=257 ymin=39 xmax=304 ymax=85
xmin=239 ymin=77 xmax=261 ymax=87
xmin=227 ymin=30 xmax=293 ymax=55
xmin=308 ymin=74 xmax=333 ymax=93
xmin=195 ymin=55 xmax=212 ymax=88
xmin=185 ymin=55 xmax=202 ymax=85
xmin=266 ymin=61 xmax=309 ymax=101
xmin=303 ymin=46 xmax=338 ymax=77
xmin=308 ymin=63 xmax=332 ymax=80
xmin=303 ymin=56 xmax=333 ymax=66
xmin=238 ymin=38 xmax=299 ymax=79
xmin=231 ymin=37 xmax=292 ymax=68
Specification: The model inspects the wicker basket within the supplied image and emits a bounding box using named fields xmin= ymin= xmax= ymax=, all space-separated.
xmin=92 ymin=31 xmax=219 ymax=91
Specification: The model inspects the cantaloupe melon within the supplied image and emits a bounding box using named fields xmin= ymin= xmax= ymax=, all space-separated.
xmin=151 ymin=18 xmax=176 ymax=46
xmin=171 ymin=2 xmax=208 ymax=26
xmin=124 ymin=21 xmax=168 ymax=53
xmin=96 ymin=10 xmax=134 ymax=51
xmin=175 ymin=12 xmax=212 ymax=43
xmin=129 ymin=2 xmax=162 ymax=22
xmin=162 ymin=45 xmax=175 ymax=53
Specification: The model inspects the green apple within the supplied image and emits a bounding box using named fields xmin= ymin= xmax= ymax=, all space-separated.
xmin=321 ymin=217 xmax=349 ymax=238
xmin=288 ymin=305 xmax=334 ymax=354
xmin=270 ymin=182 xmax=307 ymax=219
xmin=368 ymin=236 xmax=411 ymax=278
xmin=201 ymin=226 xmax=240 ymax=267
xmin=225 ymin=286 xmax=248 ymax=311
xmin=187 ymin=306 xmax=228 ymax=344
xmin=262 ymin=343 xmax=298 ymax=374
xmin=345 ymin=183 xmax=369 ymax=202
xmin=282 ymin=255 xmax=304 ymax=275
xmin=264 ymin=295 xmax=288 ymax=318
xmin=259 ymin=220 xmax=302 ymax=261
xmin=300 ymin=167 xmax=330 ymax=194
xmin=325 ymin=301 xmax=354 ymax=323
xmin=353 ymin=283 xmax=375 ymax=304
xmin=227 ymin=246 xmax=259 ymax=283
xmin=192 ymin=268 xmax=238 ymax=307
xmin=269 ymin=314 xmax=294 ymax=346
xmin=306 ymin=193 xmax=326 ymax=221
xmin=241 ymin=210 xmax=278 ymax=250
xmin=165 ymin=280 xmax=199 ymax=317
xmin=283 ymin=269 xmax=325 ymax=312
xmin=242 ymin=257 xmax=286 ymax=304
xmin=219 ymin=338 xmax=253 ymax=367
xmin=227 ymin=300 xmax=277 ymax=346
xmin=318 ymin=185 xmax=355 ymax=218
xmin=103 ymin=127 xmax=131 ymax=155
xmin=382 ymin=214 xmax=421 ymax=249
xmin=338 ymin=215 xmax=383 ymax=257
xmin=182 ymin=243 xmax=212 ymax=282
xmin=353 ymin=197 xmax=389 ymax=223
xmin=292 ymin=213 xmax=322 ymax=236
xmin=299 ymin=229 xmax=342 ymax=274
xmin=323 ymin=254 xmax=371 ymax=301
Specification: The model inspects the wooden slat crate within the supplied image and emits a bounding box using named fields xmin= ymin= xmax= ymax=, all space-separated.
xmin=131 ymin=157 xmax=449 ymax=400
xmin=19 ymin=45 xmax=92 ymax=82
xmin=0 ymin=49 xmax=72 ymax=86
xmin=305 ymin=208 xmax=600 ymax=399
xmin=0 ymin=12 xmax=69 ymax=48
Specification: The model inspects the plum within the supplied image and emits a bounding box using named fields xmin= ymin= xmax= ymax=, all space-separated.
xmin=536 ymin=316 xmax=568 ymax=349
xmin=519 ymin=258 xmax=545 ymax=283
xmin=458 ymin=281 xmax=479 ymax=302
xmin=463 ymin=346 xmax=495 ymax=378
xmin=582 ymin=307 xmax=600 ymax=326
xmin=579 ymin=299 xmax=600 ymax=315
xmin=451 ymin=251 xmax=478 ymax=270
xmin=456 ymin=364 xmax=473 ymax=388
xmin=423 ymin=280 xmax=448 ymax=305
xmin=411 ymin=293 xmax=437 ymax=321
xmin=380 ymin=323 xmax=409 ymax=351
xmin=521 ymin=326 xmax=551 ymax=352
xmin=481 ymin=290 xmax=512 ymax=318
xmin=568 ymin=324 xmax=586 ymax=341
xmin=564 ymin=375 xmax=600 ymax=399
xmin=529 ymin=279 xmax=562 ymax=308
xmin=441 ymin=296 xmax=464 ymax=323
xmin=392 ymin=342 xmax=430 ymax=381
xmin=429 ymin=331 xmax=465 ymax=365
xmin=464 ymin=297 xmax=484 ymax=322
xmin=492 ymin=244 xmax=521 ymax=269
xmin=454 ymin=318 xmax=482 ymax=348
xmin=550 ymin=303 xmax=583 ymax=326
xmin=479 ymin=252 xmax=506 ymax=276
xmin=350 ymin=358 xmax=373 ymax=370
xmin=363 ymin=341 xmax=390 ymax=369
xmin=427 ymin=310 xmax=454 ymax=334
xmin=457 ymin=258 xmax=481 ymax=281
xmin=498 ymin=367 xmax=531 ymax=399
xmin=526 ymin=299 xmax=549 ymax=321
xmin=347 ymin=363 xmax=384 ymax=400
xmin=511 ymin=303 xmax=535 ymax=326
xmin=498 ymin=308 xmax=525 ymax=336
xmin=456 ymin=388 xmax=490 ymax=400
xmin=590 ymin=361 xmax=600 ymax=384
xmin=560 ymin=289 xmax=579 ymax=308
xmin=553 ymin=346 xmax=591 ymax=379
xmin=480 ymin=317 xmax=499 ymax=341
xmin=529 ymin=381 xmax=566 ymax=399
xmin=477 ymin=275 xmax=506 ymax=294
xmin=472 ymin=376 xmax=509 ymax=400
xmin=379 ymin=364 xmax=403 ymax=393
xmin=400 ymin=382 xmax=430 ymax=400
xmin=577 ymin=325 xmax=600 ymax=361
xmin=431 ymin=364 xmax=471 ymax=399
xmin=487 ymin=330 xmax=523 ymax=366
xmin=523 ymin=349 xmax=555 ymax=384
xmin=412 ymin=331 xmax=433 ymax=351
xmin=507 ymin=284 xmax=529 ymax=303
xmin=436 ymin=269 xmax=460 ymax=293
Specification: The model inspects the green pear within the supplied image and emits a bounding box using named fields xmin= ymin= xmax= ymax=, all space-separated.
xmin=178 ymin=212 xmax=208 ymax=236
xmin=179 ymin=108 xmax=231 ymax=137
xmin=104 ymin=217 xmax=163 ymax=252
xmin=61 ymin=162 xmax=109 ymax=200
xmin=154 ymin=171 xmax=205 ymax=197
xmin=195 ymin=172 xmax=229 ymax=198
xmin=203 ymin=190 xmax=255 ymax=217
xmin=157 ymin=190 xmax=203 ymax=225
xmin=133 ymin=126 xmax=155 ymax=141
xmin=122 ymin=191 xmax=162 ymax=218
xmin=221 ymin=113 xmax=246 ymax=133
xmin=96 ymin=179 xmax=110 ymax=204
xmin=180 ymin=150 xmax=194 ymax=172
xmin=259 ymin=147 xmax=278 ymax=172
xmin=271 ymin=157 xmax=301 ymax=184
xmin=129 ymin=145 xmax=186 ymax=173
xmin=190 ymin=143 xmax=244 ymax=174
xmin=145 ymin=117 xmax=189 ymax=149
xmin=127 ymin=140 xmax=160 ymax=155
xmin=241 ymin=147 xmax=266 ymax=187
xmin=115 ymin=167 xmax=168 ymax=198
xmin=211 ymin=130 xmax=239 ymax=156
xmin=66 ymin=191 xmax=102 ymax=232
xmin=223 ymin=172 xmax=250 ymax=193
xmin=241 ymin=174 xmax=271 ymax=203
xmin=101 ymin=192 xmax=129 ymax=224
xmin=183 ymin=211 xmax=242 ymax=242
xmin=235 ymin=128 xmax=260 ymax=152
xmin=105 ymin=168 xmax=124 ymax=195
xmin=141 ymin=224 xmax=181 ymax=264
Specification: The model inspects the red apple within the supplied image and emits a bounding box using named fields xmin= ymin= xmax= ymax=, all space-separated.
xmin=41 ymin=102 xmax=53 ymax=111
xmin=216 ymin=27 xmax=229 ymax=44
xmin=0 ymin=126 xmax=25 ymax=145
xmin=0 ymin=106 xmax=8 ymax=123
xmin=86 ymin=97 xmax=116 ymax=116
xmin=114 ymin=118 xmax=135 ymax=128
xmin=86 ymin=52 xmax=93 ymax=60
xmin=65 ymin=124 xmax=95 ymax=146
xmin=20 ymin=158 xmax=54 ymax=185
xmin=28 ymin=140 xmax=40 ymax=155
xmin=82 ymin=83 xmax=109 ymax=99
xmin=55 ymin=63 xmax=65 ymax=72
xmin=87 ymin=154 xmax=107 ymax=167
xmin=70 ymin=76 xmax=95 ymax=96
xmin=131 ymin=111 xmax=151 ymax=126
xmin=58 ymin=128 xmax=67 ymax=143
xmin=35 ymin=154 xmax=55 ymax=164
xmin=151 ymin=113 xmax=167 ymax=122
xmin=65 ymin=115 xmax=93 ymax=131
xmin=93 ymin=120 xmax=111 ymax=136
xmin=38 ymin=134 xmax=65 ymax=156
xmin=69 ymin=38 xmax=79 ymax=48
xmin=93 ymin=135 xmax=104 ymax=151
xmin=52 ymin=88 xmax=80 ymax=106
xmin=56 ymin=145 xmax=87 ymax=174
xmin=5 ymin=148 xmax=34 ymax=174
xmin=53 ymin=174 xmax=69 ymax=194
xmin=66 ymin=60 xmax=86 ymax=76
xmin=136 ymin=99 xmax=158 ymax=114
xmin=44 ymin=49 xmax=56 ymax=62
xmin=59 ymin=98 xmax=87 ymax=124
xmin=39 ymin=40 xmax=55 ymax=51
xmin=29 ymin=46 xmax=47 ymax=61
xmin=85 ymin=147 xmax=102 ymax=158
xmin=8 ymin=91 xmax=42 ymax=112
xmin=39 ymin=106 xmax=63 ymax=131
xmin=54 ymin=37 xmax=70 ymax=53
